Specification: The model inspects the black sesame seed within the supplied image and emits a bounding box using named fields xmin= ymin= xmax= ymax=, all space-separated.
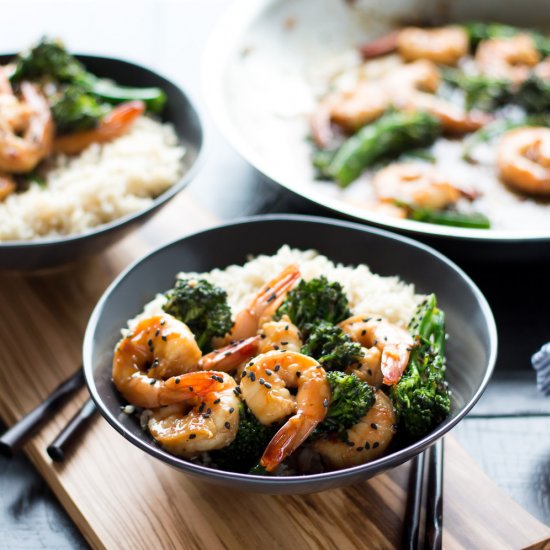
xmin=161 ymin=335 xmax=167 ymax=342
xmin=264 ymin=383 xmax=272 ymax=389
xmin=367 ymin=369 xmax=373 ymax=376
xmin=361 ymin=329 xmax=366 ymax=336
xmin=373 ymin=442 xmax=379 ymax=449
xmin=373 ymin=339 xmax=378 ymax=346
xmin=274 ymin=365 xmax=281 ymax=372
xmin=189 ymin=434 xmax=196 ymax=439
xmin=273 ymin=345 xmax=280 ymax=350
xmin=155 ymin=329 xmax=160 ymax=337
xmin=356 ymin=447 xmax=364 ymax=452
xmin=235 ymin=386 xmax=242 ymax=394
xmin=323 ymin=398 xmax=329 ymax=408
xmin=266 ymin=370 xmax=272 ymax=376
xmin=249 ymin=372 xmax=256 ymax=382
xmin=175 ymin=378 xmax=180 ymax=385
xmin=160 ymin=319 xmax=166 ymax=326
xmin=266 ymin=292 xmax=277 ymax=303
xmin=147 ymin=339 xmax=153 ymax=347
xmin=224 ymin=351 xmax=232 ymax=356
xmin=259 ymin=378 xmax=265 ymax=385
xmin=346 ymin=440 xmax=355 ymax=447
xmin=149 ymin=380 xmax=155 ymax=386
xmin=224 ymin=422 xmax=231 ymax=429
xmin=365 ymin=442 xmax=371 ymax=450
xmin=260 ymin=334 xmax=266 ymax=339
xmin=206 ymin=408 xmax=212 ymax=414
xmin=377 ymin=318 xmax=382 ymax=322
xmin=203 ymin=414 xmax=211 ymax=419
xmin=242 ymin=371 xmax=247 ymax=378
xmin=281 ymin=341 xmax=288 ymax=346
xmin=296 ymin=371 xmax=301 ymax=378
xmin=199 ymin=403 xmax=205 ymax=412
xmin=229 ymin=407 xmax=235 ymax=413
xmin=371 ymin=423 xmax=378 ymax=430
xmin=214 ymin=398 xmax=221 ymax=404
xmin=284 ymin=325 xmax=289 ymax=331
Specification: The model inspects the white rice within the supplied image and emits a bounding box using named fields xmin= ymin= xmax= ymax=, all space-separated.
xmin=0 ymin=116 xmax=185 ymax=241
xmin=129 ymin=245 xmax=423 ymax=331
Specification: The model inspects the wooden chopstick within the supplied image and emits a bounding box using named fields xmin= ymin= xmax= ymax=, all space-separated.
xmin=0 ymin=368 xmax=85 ymax=457
xmin=402 ymin=439 xmax=445 ymax=550
xmin=47 ymin=397 xmax=97 ymax=462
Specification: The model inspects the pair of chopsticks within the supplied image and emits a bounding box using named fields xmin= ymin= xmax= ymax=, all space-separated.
xmin=0 ymin=368 xmax=97 ymax=462
xmin=403 ymin=439 xmax=444 ymax=550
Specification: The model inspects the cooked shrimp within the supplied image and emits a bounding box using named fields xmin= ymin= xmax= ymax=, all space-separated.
xmin=339 ymin=314 xmax=415 ymax=385
xmin=257 ymin=315 xmax=302 ymax=354
xmin=373 ymin=163 xmax=477 ymax=210
xmin=312 ymin=59 xmax=486 ymax=145
xmin=148 ymin=372 xmax=240 ymax=458
xmin=112 ymin=314 xmax=257 ymax=408
xmin=475 ymin=35 xmax=540 ymax=83
xmin=0 ymin=174 xmax=16 ymax=201
xmin=397 ymin=26 xmax=469 ymax=66
xmin=311 ymin=390 xmax=396 ymax=469
xmin=54 ymin=100 xmax=145 ymax=155
xmin=0 ymin=82 xmax=53 ymax=173
xmin=229 ymin=265 xmax=301 ymax=341
xmin=497 ymin=127 xmax=550 ymax=195
xmin=346 ymin=346 xmax=384 ymax=388
xmin=240 ymin=350 xmax=330 ymax=471
xmin=198 ymin=336 xmax=260 ymax=372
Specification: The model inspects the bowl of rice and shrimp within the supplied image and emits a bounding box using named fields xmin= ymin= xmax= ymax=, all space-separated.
xmin=0 ymin=39 xmax=203 ymax=270
xmin=83 ymin=215 xmax=496 ymax=494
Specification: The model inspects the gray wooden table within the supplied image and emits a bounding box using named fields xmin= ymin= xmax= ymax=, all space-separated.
xmin=1 ymin=1 xmax=549 ymax=547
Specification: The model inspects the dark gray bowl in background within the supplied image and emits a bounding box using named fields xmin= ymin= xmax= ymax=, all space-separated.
xmin=0 ymin=54 xmax=204 ymax=271
xmin=83 ymin=215 xmax=497 ymax=494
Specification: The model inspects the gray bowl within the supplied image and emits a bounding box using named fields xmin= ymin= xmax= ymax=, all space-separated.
xmin=0 ymin=54 xmax=204 ymax=270
xmin=83 ymin=215 xmax=497 ymax=494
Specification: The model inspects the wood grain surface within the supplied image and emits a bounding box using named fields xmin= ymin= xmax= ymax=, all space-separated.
xmin=0 ymin=191 xmax=549 ymax=549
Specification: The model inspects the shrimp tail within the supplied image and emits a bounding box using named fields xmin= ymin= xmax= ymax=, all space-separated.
xmin=260 ymin=413 xmax=319 ymax=472
xmin=54 ymin=100 xmax=145 ymax=155
xmin=198 ymin=336 xmax=260 ymax=371
xmin=381 ymin=343 xmax=412 ymax=385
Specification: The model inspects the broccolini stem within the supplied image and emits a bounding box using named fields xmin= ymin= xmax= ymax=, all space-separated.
xmin=325 ymin=111 xmax=441 ymax=187
xmin=409 ymin=208 xmax=491 ymax=229
xmin=82 ymin=75 xmax=167 ymax=114
xmin=249 ymin=463 xmax=268 ymax=475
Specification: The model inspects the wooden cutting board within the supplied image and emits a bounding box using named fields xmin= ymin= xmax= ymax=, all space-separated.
xmin=0 ymin=191 xmax=549 ymax=550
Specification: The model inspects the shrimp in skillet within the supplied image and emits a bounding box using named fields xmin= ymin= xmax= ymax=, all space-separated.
xmin=148 ymin=372 xmax=240 ymax=458
xmin=373 ymin=162 xmax=478 ymax=211
xmin=339 ymin=314 xmax=415 ymax=385
xmin=311 ymin=390 xmax=396 ymax=469
xmin=397 ymin=26 xmax=469 ymax=66
xmin=497 ymin=127 xmax=550 ymax=195
xmin=475 ymin=35 xmax=540 ymax=83
xmin=240 ymin=350 xmax=330 ymax=472
xmin=112 ymin=314 xmax=258 ymax=408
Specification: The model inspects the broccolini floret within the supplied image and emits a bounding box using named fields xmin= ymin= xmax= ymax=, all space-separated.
xmin=389 ymin=294 xmax=451 ymax=438
xmin=212 ymin=404 xmax=278 ymax=473
xmin=162 ymin=278 xmax=232 ymax=353
xmin=50 ymin=85 xmax=111 ymax=134
xmin=301 ymin=321 xmax=363 ymax=371
xmin=313 ymin=371 xmax=375 ymax=440
xmin=275 ymin=276 xmax=351 ymax=333
xmin=10 ymin=37 xmax=167 ymax=113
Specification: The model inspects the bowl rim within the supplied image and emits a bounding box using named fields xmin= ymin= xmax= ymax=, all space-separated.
xmin=202 ymin=0 xmax=550 ymax=243
xmin=0 ymin=53 xmax=206 ymax=249
xmin=83 ymin=213 xmax=498 ymax=486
